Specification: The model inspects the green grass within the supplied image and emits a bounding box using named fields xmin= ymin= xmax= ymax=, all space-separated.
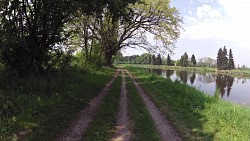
xmin=82 ymin=74 xmax=122 ymax=141
xmin=126 ymin=74 xmax=161 ymax=141
xmin=126 ymin=67 xmax=250 ymax=141
xmin=0 ymin=68 xmax=114 ymax=141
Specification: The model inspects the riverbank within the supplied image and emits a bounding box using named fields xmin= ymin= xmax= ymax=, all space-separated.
xmin=119 ymin=64 xmax=250 ymax=78
xmin=125 ymin=66 xmax=250 ymax=140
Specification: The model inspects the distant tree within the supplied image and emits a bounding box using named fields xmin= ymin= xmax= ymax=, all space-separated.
xmin=136 ymin=53 xmax=151 ymax=64
xmin=156 ymin=54 xmax=162 ymax=65
xmin=181 ymin=52 xmax=188 ymax=67
xmin=148 ymin=54 xmax=152 ymax=64
xmin=191 ymin=54 xmax=197 ymax=66
xmin=151 ymin=55 xmax=156 ymax=65
xmin=198 ymin=57 xmax=216 ymax=67
xmin=166 ymin=54 xmax=172 ymax=66
xmin=228 ymin=49 xmax=235 ymax=70
xmin=179 ymin=56 xmax=183 ymax=66
xmin=222 ymin=46 xmax=228 ymax=69
xmin=217 ymin=48 xmax=223 ymax=70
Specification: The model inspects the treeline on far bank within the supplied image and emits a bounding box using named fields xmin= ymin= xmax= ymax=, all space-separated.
xmin=115 ymin=52 xmax=215 ymax=67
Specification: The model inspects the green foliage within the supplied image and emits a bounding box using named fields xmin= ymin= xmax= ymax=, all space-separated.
xmin=180 ymin=52 xmax=189 ymax=67
xmin=191 ymin=54 xmax=197 ymax=66
xmin=166 ymin=54 xmax=173 ymax=66
xmin=151 ymin=54 xmax=156 ymax=65
xmin=0 ymin=68 xmax=114 ymax=140
xmin=228 ymin=49 xmax=235 ymax=70
xmin=217 ymin=48 xmax=223 ymax=70
xmin=0 ymin=0 xmax=77 ymax=74
xmin=222 ymin=46 xmax=228 ymax=69
xmin=217 ymin=46 xmax=234 ymax=70
xmin=156 ymin=54 xmax=162 ymax=65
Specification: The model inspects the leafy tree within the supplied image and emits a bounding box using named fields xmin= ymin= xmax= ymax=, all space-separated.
xmin=151 ymin=54 xmax=156 ymax=65
xmin=217 ymin=48 xmax=223 ymax=70
xmin=181 ymin=52 xmax=188 ymax=67
xmin=228 ymin=49 xmax=235 ymax=70
xmin=222 ymin=46 xmax=228 ymax=69
xmin=156 ymin=54 xmax=162 ymax=65
xmin=85 ymin=0 xmax=182 ymax=66
xmin=166 ymin=54 xmax=172 ymax=66
xmin=0 ymin=0 xmax=78 ymax=74
xmin=217 ymin=46 xmax=233 ymax=70
xmin=198 ymin=57 xmax=216 ymax=67
xmin=191 ymin=54 xmax=197 ymax=66
xmin=148 ymin=54 xmax=152 ymax=64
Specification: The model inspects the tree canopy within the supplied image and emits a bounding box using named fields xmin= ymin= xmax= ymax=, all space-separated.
xmin=0 ymin=0 xmax=182 ymax=74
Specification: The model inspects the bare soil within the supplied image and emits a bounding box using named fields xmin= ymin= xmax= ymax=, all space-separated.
xmin=126 ymin=70 xmax=181 ymax=141
xmin=111 ymin=70 xmax=131 ymax=141
xmin=55 ymin=70 xmax=120 ymax=141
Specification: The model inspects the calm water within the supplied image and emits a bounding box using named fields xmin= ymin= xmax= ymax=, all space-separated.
xmin=148 ymin=69 xmax=250 ymax=106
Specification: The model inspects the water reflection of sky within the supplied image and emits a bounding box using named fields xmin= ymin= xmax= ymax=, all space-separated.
xmin=152 ymin=69 xmax=250 ymax=106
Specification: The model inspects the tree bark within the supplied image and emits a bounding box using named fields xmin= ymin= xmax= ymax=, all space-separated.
xmin=104 ymin=51 xmax=113 ymax=67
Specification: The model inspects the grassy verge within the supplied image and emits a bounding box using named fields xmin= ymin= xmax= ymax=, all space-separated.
xmin=0 ymin=68 xmax=114 ymax=141
xmin=126 ymin=67 xmax=250 ymax=141
xmin=126 ymin=74 xmax=161 ymax=141
xmin=82 ymin=75 xmax=122 ymax=141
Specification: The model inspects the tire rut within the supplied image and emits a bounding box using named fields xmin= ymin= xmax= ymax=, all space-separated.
xmin=111 ymin=69 xmax=131 ymax=141
xmin=55 ymin=70 xmax=120 ymax=141
xmin=126 ymin=70 xmax=181 ymax=141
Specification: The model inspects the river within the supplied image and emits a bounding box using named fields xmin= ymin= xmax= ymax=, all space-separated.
xmin=148 ymin=68 xmax=250 ymax=106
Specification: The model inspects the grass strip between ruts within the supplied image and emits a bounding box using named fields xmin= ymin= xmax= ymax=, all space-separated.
xmin=82 ymin=75 xmax=122 ymax=141
xmin=126 ymin=73 xmax=161 ymax=141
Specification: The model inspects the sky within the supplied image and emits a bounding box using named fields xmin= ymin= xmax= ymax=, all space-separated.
xmin=122 ymin=0 xmax=250 ymax=67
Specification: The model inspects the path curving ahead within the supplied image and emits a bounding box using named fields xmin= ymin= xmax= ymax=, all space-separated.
xmin=55 ymin=70 xmax=120 ymax=141
xmin=111 ymin=70 xmax=131 ymax=141
xmin=126 ymin=70 xmax=181 ymax=141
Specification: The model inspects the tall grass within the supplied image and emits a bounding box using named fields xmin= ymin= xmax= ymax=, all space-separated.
xmin=0 ymin=68 xmax=114 ymax=140
xmin=126 ymin=67 xmax=250 ymax=141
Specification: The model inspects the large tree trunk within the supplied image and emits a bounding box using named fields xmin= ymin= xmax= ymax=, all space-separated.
xmin=104 ymin=51 xmax=113 ymax=67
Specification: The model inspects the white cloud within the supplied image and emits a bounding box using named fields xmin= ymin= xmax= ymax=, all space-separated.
xmin=196 ymin=4 xmax=222 ymax=19
xmin=182 ymin=1 xmax=250 ymax=50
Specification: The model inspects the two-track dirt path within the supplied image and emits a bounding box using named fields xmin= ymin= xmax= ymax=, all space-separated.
xmin=111 ymin=70 xmax=131 ymax=141
xmin=55 ymin=68 xmax=181 ymax=141
xmin=55 ymin=70 xmax=120 ymax=141
xmin=125 ymin=69 xmax=181 ymax=141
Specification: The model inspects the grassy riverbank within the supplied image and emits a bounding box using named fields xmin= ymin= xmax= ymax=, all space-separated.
xmin=0 ymin=68 xmax=114 ymax=141
xmin=126 ymin=66 xmax=250 ymax=141
xmin=120 ymin=64 xmax=250 ymax=77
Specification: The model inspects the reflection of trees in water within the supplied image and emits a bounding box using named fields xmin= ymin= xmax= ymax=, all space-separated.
xmin=227 ymin=76 xmax=234 ymax=97
xmin=176 ymin=71 xmax=188 ymax=84
xmin=154 ymin=69 xmax=162 ymax=75
xmin=190 ymin=73 xmax=196 ymax=84
xmin=216 ymin=74 xmax=234 ymax=98
xmin=149 ymin=69 xmax=162 ymax=75
xmin=196 ymin=73 xmax=216 ymax=83
xmin=166 ymin=70 xmax=174 ymax=78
